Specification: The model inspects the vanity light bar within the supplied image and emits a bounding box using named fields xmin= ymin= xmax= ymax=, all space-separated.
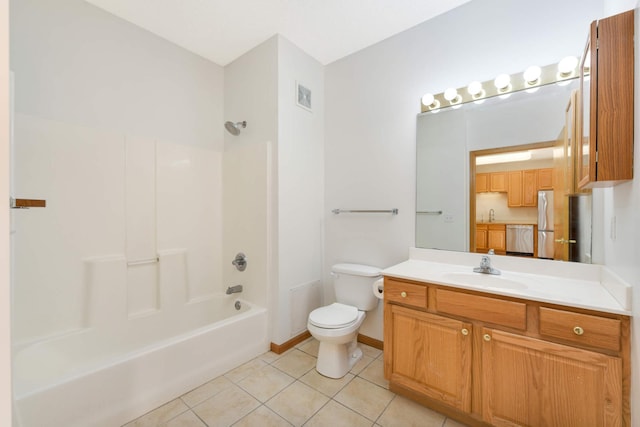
xmin=420 ymin=57 xmax=582 ymax=113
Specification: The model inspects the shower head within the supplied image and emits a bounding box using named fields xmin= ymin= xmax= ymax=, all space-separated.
xmin=224 ymin=121 xmax=247 ymax=136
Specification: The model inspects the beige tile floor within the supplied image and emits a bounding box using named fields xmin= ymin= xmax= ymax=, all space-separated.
xmin=123 ymin=338 xmax=469 ymax=427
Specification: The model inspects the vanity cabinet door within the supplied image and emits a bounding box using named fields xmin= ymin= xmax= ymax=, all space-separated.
xmin=389 ymin=305 xmax=472 ymax=412
xmin=482 ymin=328 xmax=622 ymax=427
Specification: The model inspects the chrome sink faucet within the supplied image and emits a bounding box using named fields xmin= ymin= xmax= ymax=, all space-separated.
xmin=473 ymin=253 xmax=501 ymax=275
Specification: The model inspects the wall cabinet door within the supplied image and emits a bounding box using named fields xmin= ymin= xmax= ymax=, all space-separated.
xmin=507 ymin=171 xmax=522 ymax=207
xmin=578 ymin=10 xmax=634 ymax=188
xmin=482 ymin=328 xmax=622 ymax=427
xmin=476 ymin=173 xmax=489 ymax=193
xmin=389 ymin=305 xmax=472 ymax=412
xmin=490 ymin=172 xmax=507 ymax=192
xmin=522 ymin=170 xmax=537 ymax=206
xmin=537 ymin=168 xmax=553 ymax=190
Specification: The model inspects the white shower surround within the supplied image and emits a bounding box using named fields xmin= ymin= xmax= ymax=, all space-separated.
xmin=11 ymin=114 xmax=272 ymax=425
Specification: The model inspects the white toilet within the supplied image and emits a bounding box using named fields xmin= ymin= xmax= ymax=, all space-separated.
xmin=307 ymin=263 xmax=381 ymax=378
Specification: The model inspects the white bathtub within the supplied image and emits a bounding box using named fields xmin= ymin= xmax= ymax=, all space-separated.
xmin=12 ymin=295 xmax=269 ymax=427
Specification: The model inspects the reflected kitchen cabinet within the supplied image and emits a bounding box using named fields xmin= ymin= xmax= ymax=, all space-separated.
xmin=537 ymin=168 xmax=553 ymax=190
xmin=476 ymin=172 xmax=507 ymax=193
xmin=507 ymin=170 xmax=537 ymax=207
xmin=578 ymin=10 xmax=634 ymax=188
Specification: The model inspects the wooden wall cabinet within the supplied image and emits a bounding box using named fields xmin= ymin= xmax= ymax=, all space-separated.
xmin=383 ymin=277 xmax=630 ymax=427
xmin=508 ymin=170 xmax=537 ymax=207
xmin=476 ymin=172 xmax=507 ymax=193
xmin=578 ymin=10 xmax=634 ymax=188
xmin=476 ymin=173 xmax=489 ymax=193
xmin=537 ymin=168 xmax=553 ymax=190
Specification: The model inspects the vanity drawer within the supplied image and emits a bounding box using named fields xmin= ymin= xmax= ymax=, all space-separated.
xmin=539 ymin=307 xmax=621 ymax=351
xmin=435 ymin=289 xmax=527 ymax=330
xmin=384 ymin=279 xmax=427 ymax=308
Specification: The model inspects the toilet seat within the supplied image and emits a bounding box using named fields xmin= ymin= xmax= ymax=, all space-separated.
xmin=308 ymin=303 xmax=358 ymax=329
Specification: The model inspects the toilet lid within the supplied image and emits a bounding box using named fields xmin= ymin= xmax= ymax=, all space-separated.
xmin=309 ymin=303 xmax=358 ymax=329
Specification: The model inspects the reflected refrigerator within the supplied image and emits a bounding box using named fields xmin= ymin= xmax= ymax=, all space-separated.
xmin=537 ymin=191 xmax=554 ymax=259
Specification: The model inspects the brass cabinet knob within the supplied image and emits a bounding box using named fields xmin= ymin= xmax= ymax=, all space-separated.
xmin=483 ymin=334 xmax=491 ymax=342
xmin=461 ymin=328 xmax=469 ymax=336
xmin=573 ymin=326 xmax=584 ymax=336
xmin=400 ymin=291 xmax=407 ymax=298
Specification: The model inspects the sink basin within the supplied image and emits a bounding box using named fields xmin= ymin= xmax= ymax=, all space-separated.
xmin=441 ymin=272 xmax=528 ymax=290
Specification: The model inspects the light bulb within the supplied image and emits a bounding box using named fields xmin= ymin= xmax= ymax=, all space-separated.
xmin=494 ymin=74 xmax=511 ymax=91
xmin=523 ymin=66 xmax=541 ymax=85
xmin=444 ymin=87 xmax=459 ymax=102
xmin=467 ymin=81 xmax=484 ymax=97
xmin=421 ymin=93 xmax=435 ymax=107
xmin=558 ymin=56 xmax=578 ymax=76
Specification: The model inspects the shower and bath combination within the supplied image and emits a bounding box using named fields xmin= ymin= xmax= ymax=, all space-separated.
xmin=224 ymin=120 xmax=247 ymax=136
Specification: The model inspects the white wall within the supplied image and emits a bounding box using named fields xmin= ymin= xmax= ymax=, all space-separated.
xmin=324 ymin=0 xmax=603 ymax=340
xmin=10 ymin=0 xmax=224 ymax=149
xmin=223 ymin=36 xmax=325 ymax=345
xmin=275 ymin=37 xmax=325 ymax=343
xmin=599 ymin=2 xmax=640 ymax=426
xmin=1 ymin=0 xmax=11 ymax=424
xmin=223 ymin=36 xmax=279 ymax=338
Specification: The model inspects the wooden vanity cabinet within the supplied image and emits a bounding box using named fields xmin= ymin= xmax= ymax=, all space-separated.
xmin=383 ymin=277 xmax=630 ymax=427
xmin=483 ymin=328 xmax=622 ymax=427
xmin=578 ymin=10 xmax=634 ymax=188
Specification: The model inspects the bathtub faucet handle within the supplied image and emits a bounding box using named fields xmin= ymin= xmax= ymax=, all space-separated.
xmin=232 ymin=252 xmax=247 ymax=271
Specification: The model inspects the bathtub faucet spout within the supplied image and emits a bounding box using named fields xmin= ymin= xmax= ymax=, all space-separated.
xmin=226 ymin=285 xmax=243 ymax=295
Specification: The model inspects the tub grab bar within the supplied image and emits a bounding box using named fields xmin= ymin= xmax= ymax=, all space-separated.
xmin=417 ymin=210 xmax=443 ymax=215
xmin=127 ymin=257 xmax=159 ymax=266
xmin=332 ymin=208 xmax=398 ymax=215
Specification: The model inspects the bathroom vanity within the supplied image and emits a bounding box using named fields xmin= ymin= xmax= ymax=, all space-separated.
xmin=383 ymin=249 xmax=631 ymax=427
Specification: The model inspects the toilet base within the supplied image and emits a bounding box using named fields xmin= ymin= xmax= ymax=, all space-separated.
xmin=316 ymin=339 xmax=363 ymax=379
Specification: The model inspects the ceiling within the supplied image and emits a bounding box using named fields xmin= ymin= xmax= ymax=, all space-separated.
xmin=84 ymin=0 xmax=471 ymax=66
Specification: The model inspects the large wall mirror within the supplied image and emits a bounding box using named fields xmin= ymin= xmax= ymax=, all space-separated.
xmin=416 ymin=78 xmax=593 ymax=263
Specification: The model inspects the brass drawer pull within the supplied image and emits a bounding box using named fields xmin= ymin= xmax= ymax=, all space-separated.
xmin=400 ymin=291 xmax=407 ymax=298
xmin=483 ymin=334 xmax=491 ymax=342
xmin=461 ymin=328 xmax=469 ymax=336
xmin=573 ymin=326 xmax=584 ymax=336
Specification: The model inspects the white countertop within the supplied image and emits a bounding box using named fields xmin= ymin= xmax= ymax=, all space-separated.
xmin=382 ymin=248 xmax=632 ymax=315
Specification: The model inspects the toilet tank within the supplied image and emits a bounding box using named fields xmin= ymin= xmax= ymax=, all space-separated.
xmin=331 ymin=263 xmax=381 ymax=311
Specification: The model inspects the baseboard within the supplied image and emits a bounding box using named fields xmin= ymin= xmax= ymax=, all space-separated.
xmin=270 ymin=331 xmax=311 ymax=354
xmin=270 ymin=331 xmax=384 ymax=355
xmin=358 ymin=334 xmax=384 ymax=350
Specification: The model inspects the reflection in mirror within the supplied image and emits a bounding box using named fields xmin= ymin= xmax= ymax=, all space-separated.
xmin=416 ymin=79 xmax=592 ymax=263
